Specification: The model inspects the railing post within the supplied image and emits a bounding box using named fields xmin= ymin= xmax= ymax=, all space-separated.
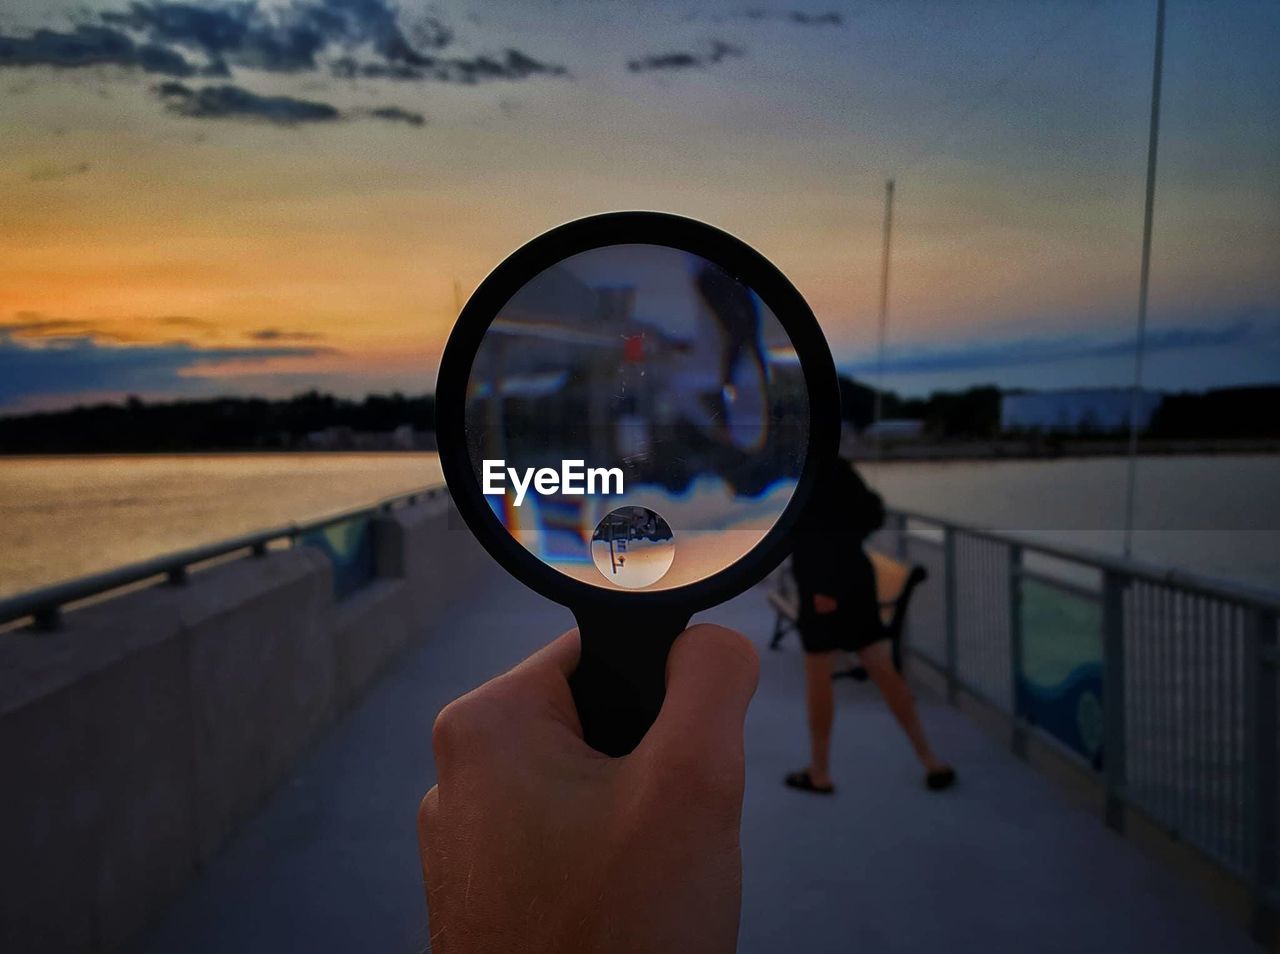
xmin=1102 ymin=570 xmax=1127 ymax=833
xmin=33 ymin=605 xmax=61 ymax=632
xmin=1248 ymin=608 xmax=1278 ymax=945
xmin=1009 ymin=544 xmax=1027 ymax=758
xmin=943 ymin=526 xmax=959 ymax=705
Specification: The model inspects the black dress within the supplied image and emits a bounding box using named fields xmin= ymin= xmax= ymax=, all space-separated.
xmin=790 ymin=460 xmax=886 ymax=654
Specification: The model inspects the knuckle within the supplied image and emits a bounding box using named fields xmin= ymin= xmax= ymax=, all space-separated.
xmin=431 ymin=694 xmax=484 ymax=760
xmin=431 ymin=678 xmax=519 ymax=763
xmin=684 ymin=623 xmax=760 ymax=679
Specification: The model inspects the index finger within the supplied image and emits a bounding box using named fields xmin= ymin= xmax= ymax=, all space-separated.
xmin=506 ymin=627 xmax=581 ymax=682
xmin=432 ymin=628 xmax=586 ymax=767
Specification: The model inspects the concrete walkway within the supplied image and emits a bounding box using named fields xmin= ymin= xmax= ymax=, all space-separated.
xmin=135 ymin=574 xmax=1257 ymax=953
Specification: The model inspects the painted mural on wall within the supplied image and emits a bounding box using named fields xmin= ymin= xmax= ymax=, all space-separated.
xmin=1016 ymin=579 xmax=1105 ymax=768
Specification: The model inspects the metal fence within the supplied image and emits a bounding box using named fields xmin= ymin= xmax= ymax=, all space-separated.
xmin=3 ymin=488 xmax=1275 ymax=937
xmin=0 ymin=486 xmax=446 ymax=631
xmin=877 ymin=507 xmax=1280 ymax=943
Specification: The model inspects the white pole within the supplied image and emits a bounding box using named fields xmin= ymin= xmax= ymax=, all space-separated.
xmin=873 ymin=178 xmax=895 ymax=461
xmin=1123 ymin=0 xmax=1166 ymax=557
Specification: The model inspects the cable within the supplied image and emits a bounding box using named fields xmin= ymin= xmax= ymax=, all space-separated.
xmin=896 ymin=0 xmax=1109 ymax=176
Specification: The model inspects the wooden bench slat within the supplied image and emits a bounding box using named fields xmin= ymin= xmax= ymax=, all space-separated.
xmin=869 ymin=550 xmax=912 ymax=604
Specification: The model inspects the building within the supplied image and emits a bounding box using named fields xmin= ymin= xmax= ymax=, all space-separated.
xmin=863 ymin=418 xmax=926 ymax=440
xmin=1000 ymin=388 xmax=1162 ymax=434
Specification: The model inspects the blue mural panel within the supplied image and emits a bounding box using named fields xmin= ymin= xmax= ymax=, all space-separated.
xmin=299 ymin=516 xmax=376 ymax=600
xmin=1016 ymin=579 xmax=1104 ymax=768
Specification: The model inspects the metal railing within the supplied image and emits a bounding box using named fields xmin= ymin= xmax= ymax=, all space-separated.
xmin=0 ymin=486 xmax=446 ymax=632
xmin=3 ymin=487 xmax=1274 ymax=936
xmin=879 ymin=507 xmax=1280 ymax=943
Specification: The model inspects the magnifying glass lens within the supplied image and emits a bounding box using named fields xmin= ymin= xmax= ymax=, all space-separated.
xmin=463 ymin=243 xmax=810 ymax=591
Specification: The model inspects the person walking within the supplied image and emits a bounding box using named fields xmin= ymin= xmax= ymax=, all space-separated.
xmin=785 ymin=457 xmax=956 ymax=794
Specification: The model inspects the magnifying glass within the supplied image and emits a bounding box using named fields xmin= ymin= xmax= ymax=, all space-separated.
xmin=436 ymin=212 xmax=838 ymax=756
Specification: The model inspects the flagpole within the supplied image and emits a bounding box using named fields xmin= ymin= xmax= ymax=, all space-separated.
xmin=873 ymin=178 xmax=895 ymax=461
xmin=1123 ymin=0 xmax=1166 ymax=557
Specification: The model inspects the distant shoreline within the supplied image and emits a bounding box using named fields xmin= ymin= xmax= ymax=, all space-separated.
xmin=0 ymin=448 xmax=442 ymax=461
xmin=0 ymin=437 xmax=1276 ymax=463
xmin=843 ymin=436 xmax=1280 ymax=463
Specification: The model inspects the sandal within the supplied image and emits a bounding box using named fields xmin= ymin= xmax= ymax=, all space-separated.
xmin=925 ymin=767 xmax=957 ymax=791
xmin=784 ymin=770 xmax=835 ymax=795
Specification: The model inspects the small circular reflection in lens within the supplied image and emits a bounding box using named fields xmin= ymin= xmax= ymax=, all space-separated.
xmin=591 ymin=506 xmax=675 ymax=589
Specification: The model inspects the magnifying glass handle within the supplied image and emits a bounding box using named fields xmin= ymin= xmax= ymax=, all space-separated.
xmin=569 ymin=608 xmax=690 ymax=757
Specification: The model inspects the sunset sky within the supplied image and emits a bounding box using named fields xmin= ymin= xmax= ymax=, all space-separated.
xmin=1 ymin=0 xmax=1277 ymax=410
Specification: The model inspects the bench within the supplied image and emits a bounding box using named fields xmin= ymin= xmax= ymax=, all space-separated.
xmin=767 ymin=550 xmax=927 ymax=679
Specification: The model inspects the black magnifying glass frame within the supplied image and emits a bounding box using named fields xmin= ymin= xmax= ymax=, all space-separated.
xmin=436 ymin=211 xmax=840 ymax=754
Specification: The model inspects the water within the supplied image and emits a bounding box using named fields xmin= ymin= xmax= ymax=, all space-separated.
xmin=0 ymin=454 xmax=442 ymax=599
xmin=863 ymin=454 xmax=1280 ymax=591
xmin=0 ymin=453 xmax=1275 ymax=599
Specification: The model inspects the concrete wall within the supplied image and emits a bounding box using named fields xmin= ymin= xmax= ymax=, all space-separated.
xmin=0 ymin=495 xmax=491 ymax=953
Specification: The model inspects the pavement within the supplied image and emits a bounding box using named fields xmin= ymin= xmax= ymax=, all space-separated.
xmin=134 ymin=572 xmax=1258 ymax=953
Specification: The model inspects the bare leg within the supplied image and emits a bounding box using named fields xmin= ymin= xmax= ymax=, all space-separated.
xmin=803 ymin=651 xmax=837 ymax=788
xmin=856 ymin=641 xmax=949 ymax=773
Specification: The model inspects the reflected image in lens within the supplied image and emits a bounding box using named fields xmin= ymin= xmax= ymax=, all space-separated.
xmin=591 ymin=506 xmax=675 ymax=588
xmin=464 ymin=243 xmax=809 ymax=591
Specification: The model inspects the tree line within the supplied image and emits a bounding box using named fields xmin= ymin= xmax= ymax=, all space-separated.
xmin=0 ymin=382 xmax=1274 ymax=454
xmin=0 ymin=392 xmax=435 ymax=453
xmin=837 ymin=378 xmax=1279 ymax=441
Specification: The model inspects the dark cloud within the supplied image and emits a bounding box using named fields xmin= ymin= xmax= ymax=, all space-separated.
xmin=7 ymin=0 xmax=560 ymax=83
xmin=491 ymin=48 xmax=567 ymax=80
xmin=102 ymin=3 xmax=253 ymax=57
xmin=154 ymin=80 xmax=427 ymax=128
xmin=330 ymin=47 xmax=566 ymax=83
xmin=685 ymin=9 xmax=845 ymax=27
xmin=0 ymin=314 xmax=138 ymax=342
xmin=0 ymin=24 xmax=197 ymax=75
xmin=156 ymin=81 xmax=340 ymax=123
xmin=1 ymin=1 xmax=565 ymax=127
xmin=0 ymin=312 xmax=235 ymax=348
xmin=28 ymin=161 xmax=91 ymax=181
xmin=627 ymin=40 xmax=742 ymax=73
xmin=840 ymin=319 xmax=1268 ymax=377
xmin=247 ymin=327 xmax=326 ymax=341
xmin=5 ymin=312 xmax=226 ymax=343
xmin=743 ymin=9 xmax=844 ymax=27
xmin=156 ymin=314 xmax=220 ymax=331
xmin=101 ymin=0 xmax=453 ymax=74
xmin=2 ymin=316 xmax=90 ymax=335
xmin=367 ymin=105 xmax=424 ymax=126
xmin=0 ymin=337 xmax=328 ymax=406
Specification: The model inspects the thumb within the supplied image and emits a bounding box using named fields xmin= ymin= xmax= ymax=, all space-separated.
xmin=643 ymin=623 xmax=759 ymax=760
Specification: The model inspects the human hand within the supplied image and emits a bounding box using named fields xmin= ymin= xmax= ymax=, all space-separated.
xmin=813 ymin=593 xmax=838 ymax=615
xmin=419 ymin=623 xmax=759 ymax=954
